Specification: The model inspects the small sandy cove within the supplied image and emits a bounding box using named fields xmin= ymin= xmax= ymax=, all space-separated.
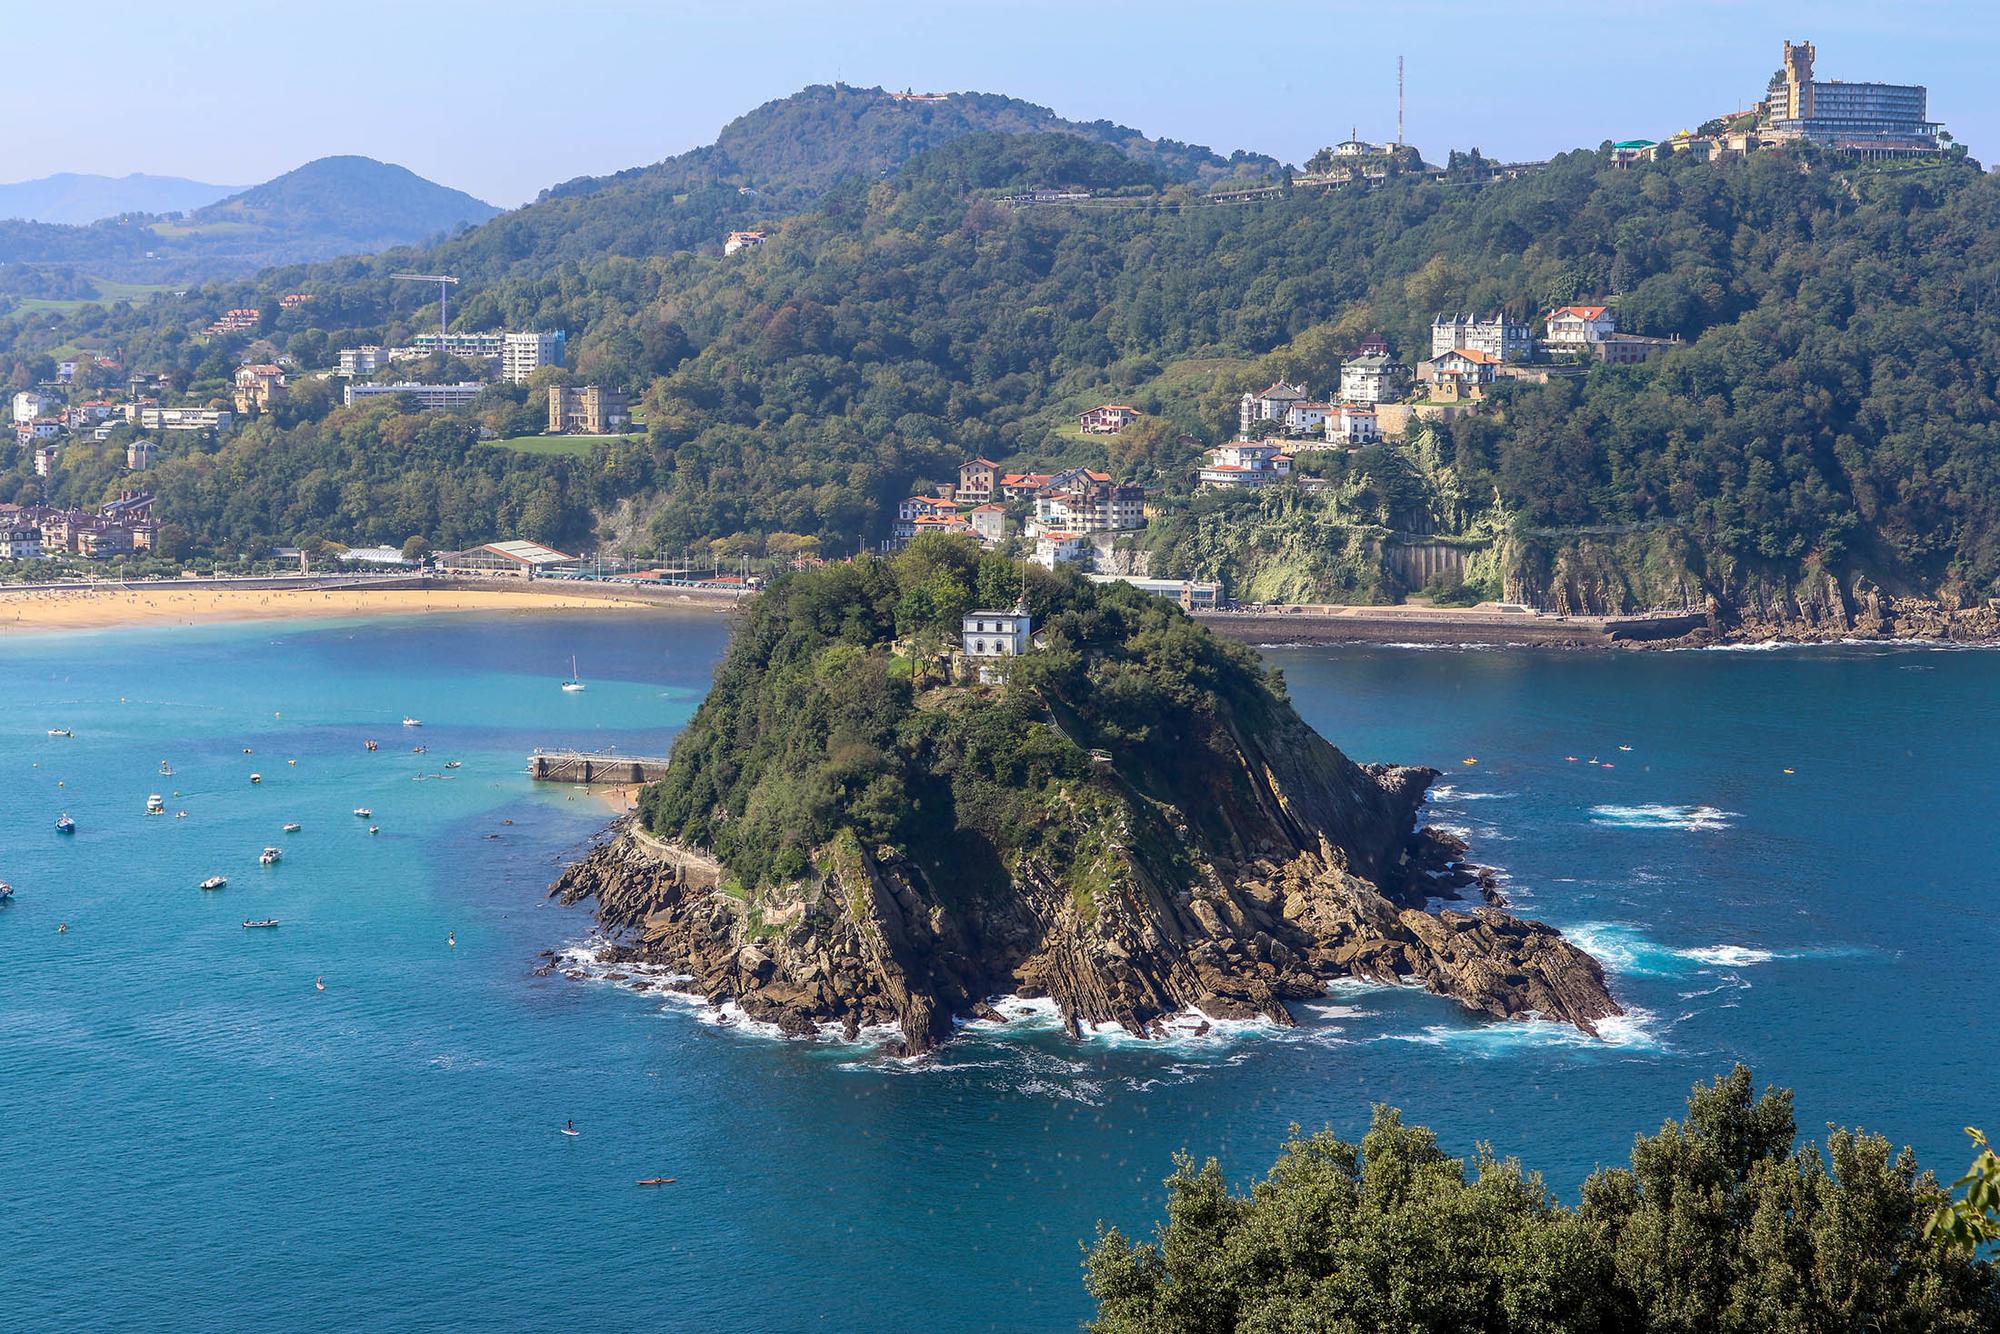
xmin=0 ymin=584 xmax=677 ymax=633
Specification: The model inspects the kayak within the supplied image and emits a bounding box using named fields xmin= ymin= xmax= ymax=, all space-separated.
xmin=636 ymin=1178 xmax=676 ymax=1186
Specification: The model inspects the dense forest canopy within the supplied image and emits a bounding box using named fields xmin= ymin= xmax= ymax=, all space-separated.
xmin=642 ymin=536 xmax=1278 ymax=896
xmin=7 ymin=85 xmax=2000 ymax=603
xmin=1085 ymin=1066 xmax=2000 ymax=1332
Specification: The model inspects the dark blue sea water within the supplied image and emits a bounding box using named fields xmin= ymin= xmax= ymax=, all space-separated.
xmin=3 ymin=615 xmax=1995 ymax=1332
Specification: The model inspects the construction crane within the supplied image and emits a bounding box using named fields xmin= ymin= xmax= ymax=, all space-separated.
xmin=389 ymin=272 xmax=459 ymax=344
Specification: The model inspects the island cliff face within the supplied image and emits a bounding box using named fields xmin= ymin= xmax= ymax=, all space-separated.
xmin=551 ymin=545 xmax=1620 ymax=1054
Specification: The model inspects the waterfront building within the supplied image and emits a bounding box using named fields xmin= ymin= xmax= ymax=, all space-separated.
xmin=436 ymin=540 xmax=580 ymax=578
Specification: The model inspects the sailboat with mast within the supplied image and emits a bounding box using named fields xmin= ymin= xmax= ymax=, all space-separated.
xmin=560 ymin=656 xmax=586 ymax=692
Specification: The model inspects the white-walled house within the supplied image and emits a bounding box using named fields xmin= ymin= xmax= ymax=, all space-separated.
xmin=1543 ymin=304 xmax=1617 ymax=352
xmin=1033 ymin=531 xmax=1090 ymax=567
xmin=962 ymin=604 xmax=1033 ymax=657
xmin=1338 ymin=353 xmax=1409 ymax=404
xmin=1197 ymin=440 xmax=1293 ymax=488
xmin=1327 ymin=402 xmax=1379 ymax=445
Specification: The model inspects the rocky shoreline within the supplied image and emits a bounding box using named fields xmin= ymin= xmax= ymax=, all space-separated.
xmin=547 ymin=781 xmax=1621 ymax=1057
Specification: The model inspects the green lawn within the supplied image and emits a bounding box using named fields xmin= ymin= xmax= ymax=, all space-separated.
xmin=11 ymin=277 xmax=178 ymax=315
xmin=482 ymin=432 xmax=640 ymax=457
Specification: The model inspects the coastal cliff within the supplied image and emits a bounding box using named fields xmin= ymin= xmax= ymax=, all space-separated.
xmin=551 ymin=543 xmax=1620 ymax=1054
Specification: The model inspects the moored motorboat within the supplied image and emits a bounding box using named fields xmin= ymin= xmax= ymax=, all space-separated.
xmin=635 ymin=1177 xmax=675 ymax=1186
xmin=259 ymin=847 xmax=282 ymax=866
xmin=55 ymin=814 xmax=75 ymax=834
xmin=0 ymin=881 xmax=14 ymax=902
xmin=444 ymin=760 xmax=461 ymax=769
xmin=47 ymin=727 xmax=73 ymax=737
xmin=249 ymin=773 xmax=262 ymax=784
xmin=352 ymin=807 xmax=371 ymax=818
xmin=146 ymin=794 xmax=166 ymax=815
xmin=283 ymin=822 xmax=301 ymax=833
xmin=200 ymin=875 xmax=228 ymax=890
xmin=242 ymin=919 xmax=279 ymax=929
xmin=402 ymin=717 xmax=422 ymax=728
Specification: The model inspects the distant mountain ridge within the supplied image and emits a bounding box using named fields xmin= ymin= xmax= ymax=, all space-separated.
xmin=0 ymin=171 xmax=244 ymax=225
xmin=0 ymin=156 xmax=497 ymax=282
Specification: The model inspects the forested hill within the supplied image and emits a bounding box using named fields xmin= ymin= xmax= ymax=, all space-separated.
xmin=0 ymin=157 xmax=497 ymax=282
xmin=378 ymin=85 xmax=1277 ymax=287
xmin=9 ymin=93 xmax=2000 ymax=616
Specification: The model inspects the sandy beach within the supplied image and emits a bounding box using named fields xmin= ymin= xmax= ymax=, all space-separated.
xmin=0 ymin=584 xmax=685 ymax=634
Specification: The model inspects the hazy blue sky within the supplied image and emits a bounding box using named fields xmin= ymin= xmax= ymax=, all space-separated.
xmin=4 ymin=1 xmax=1989 ymax=207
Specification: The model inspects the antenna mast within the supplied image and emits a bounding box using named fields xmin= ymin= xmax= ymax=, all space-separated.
xmin=1397 ymin=55 xmax=1405 ymax=146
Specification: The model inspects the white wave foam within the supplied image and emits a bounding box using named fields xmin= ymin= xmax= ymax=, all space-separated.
xmin=1589 ymin=803 xmax=1737 ymax=831
xmin=1678 ymin=944 xmax=1775 ymax=967
xmin=1390 ymin=1005 xmax=1660 ymax=1053
xmin=1429 ymin=785 xmax=1515 ymax=802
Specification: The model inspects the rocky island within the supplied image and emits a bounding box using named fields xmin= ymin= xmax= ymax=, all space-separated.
xmin=552 ymin=539 xmax=1620 ymax=1054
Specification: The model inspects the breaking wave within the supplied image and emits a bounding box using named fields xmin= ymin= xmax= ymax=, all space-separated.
xmin=1589 ymin=803 xmax=1737 ymax=831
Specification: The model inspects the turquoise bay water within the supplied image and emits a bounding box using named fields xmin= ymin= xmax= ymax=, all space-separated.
xmin=4 ymin=615 xmax=1997 ymax=1331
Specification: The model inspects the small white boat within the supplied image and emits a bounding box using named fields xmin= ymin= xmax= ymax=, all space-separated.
xmin=444 ymin=760 xmax=461 ymax=769
xmin=283 ymin=822 xmax=301 ymax=833
xmin=402 ymin=717 xmax=422 ymax=728
xmin=242 ymin=919 xmax=279 ymax=929
xmin=55 ymin=814 xmax=75 ymax=835
xmin=259 ymin=847 xmax=282 ymax=866
xmin=159 ymin=761 xmax=174 ymax=776
xmin=146 ymin=794 xmax=165 ymax=815
xmin=0 ymin=881 xmax=14 ymax=901
xmin=47 ymin=727 xmax=72 ymax=738
xmin=352 ymin=807 xmax=371 ymax=818
xmin=249 ymin=773 xmax=262 ymax=785
xmin=561 ymin=656 xmax=586 ymax=692
xmin=368 ymin=825 xmax=380 ymax=835
xmin=200 ymin=875 xmax=227 ymax=890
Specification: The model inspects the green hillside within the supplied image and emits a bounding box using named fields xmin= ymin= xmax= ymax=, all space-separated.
xmin=5 ymin=89 xmax=2000 ymax=617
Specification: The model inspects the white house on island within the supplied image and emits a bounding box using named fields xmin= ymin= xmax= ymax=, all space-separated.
xmin=962 ymin=603 xmax=1033 ymax=657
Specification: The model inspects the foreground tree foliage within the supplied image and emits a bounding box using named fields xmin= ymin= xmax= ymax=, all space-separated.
xmin=1084 ymin=1067 xmax=1999 ymax=1332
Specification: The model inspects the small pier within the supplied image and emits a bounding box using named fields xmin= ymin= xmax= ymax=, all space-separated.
xmin=528 ymin=750 xmax=671 ymax=784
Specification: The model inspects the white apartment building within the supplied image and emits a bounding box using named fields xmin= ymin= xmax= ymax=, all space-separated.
xmin=343 ymin=382 xmax=487 ymax=411
xmin=339 ymin=345 xmax=390 ymax=377
xmin=1430 ymin=313 xmax=1534 ymax=362
xmin=126 ymin=406 xmax=233 ymax=432
xmin=500 ymin=331 xmax=565 ymax=384
xmin=1338 ymin=353 xmax=1409 ymax=405
xmin=1197 ymin=441 xmax=1293 ymax=489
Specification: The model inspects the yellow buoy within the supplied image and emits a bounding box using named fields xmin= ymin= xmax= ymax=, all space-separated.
xmin=1461 ymin=757 xmax=1478 ymax=766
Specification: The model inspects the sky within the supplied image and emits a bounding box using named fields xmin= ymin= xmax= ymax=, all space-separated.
xmin=2 ymin=0 xmax=1992 ymax=208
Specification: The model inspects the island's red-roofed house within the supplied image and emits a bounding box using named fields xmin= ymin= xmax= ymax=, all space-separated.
xmin=999 ymin=472 xmax=1054 ymax=501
